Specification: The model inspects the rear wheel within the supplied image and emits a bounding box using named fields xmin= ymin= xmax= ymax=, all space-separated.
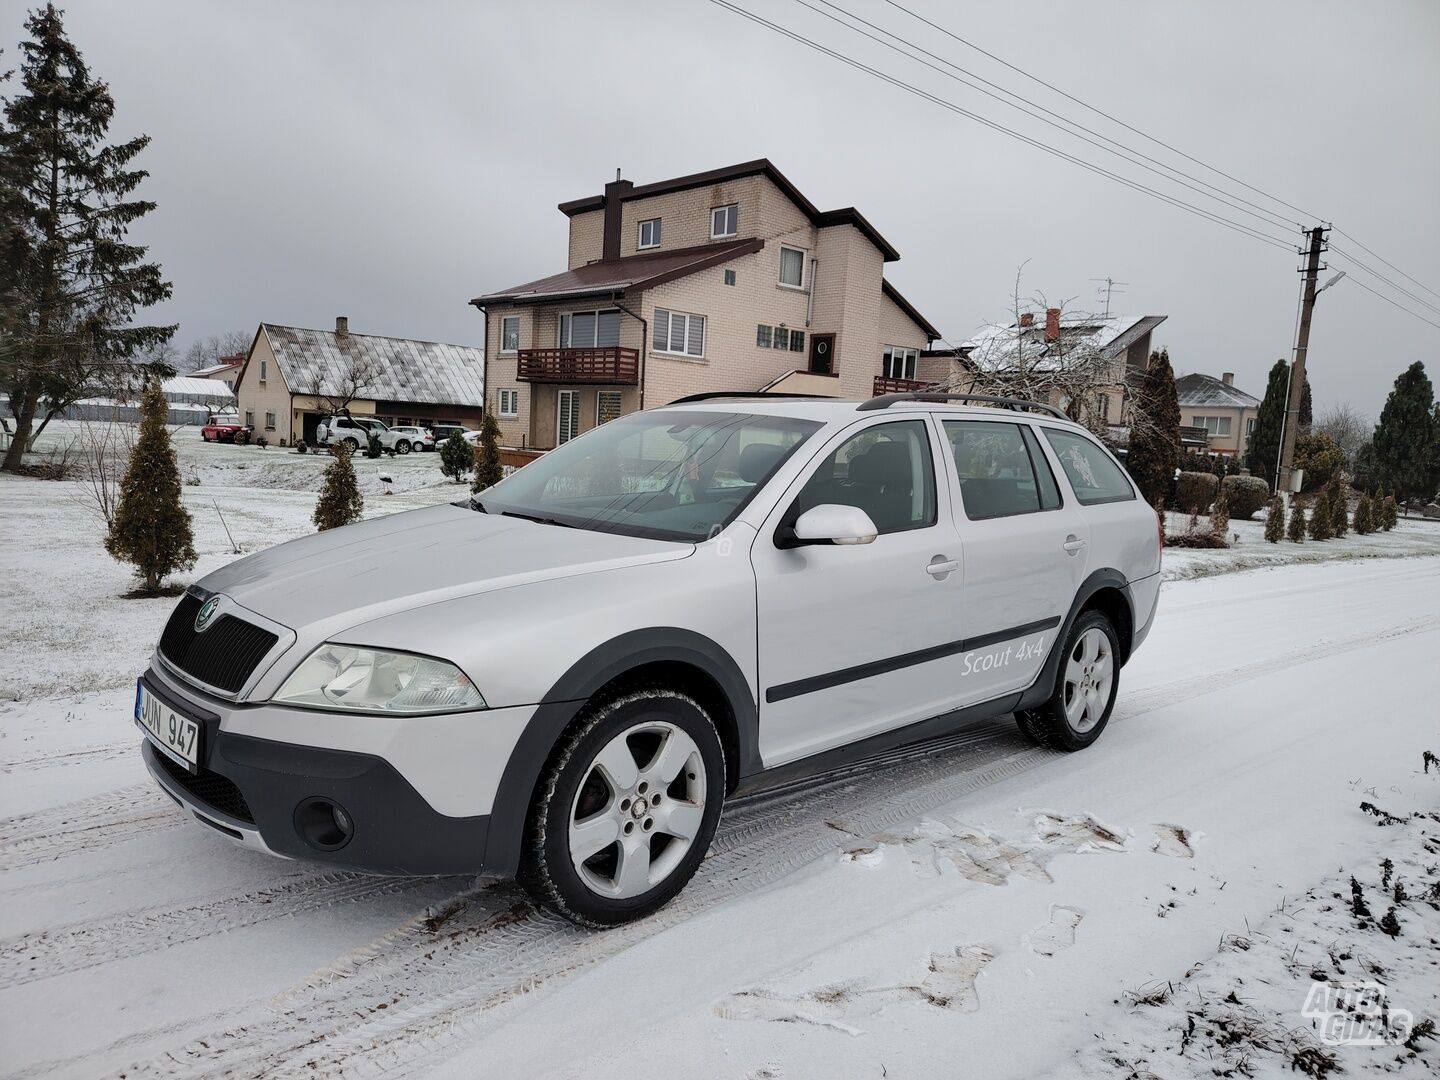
xmin=519 ymin=688 xmax=725 ymax=927
xmin=1016 ymin=610 xmax=1118 ymax=751
xmin=233 ymin=430 xmax=249 ymax=445
xmin=342 ymin=436 xmax=359 ymax=451
xmin=396 ymin=440 xmax=411 ymax=454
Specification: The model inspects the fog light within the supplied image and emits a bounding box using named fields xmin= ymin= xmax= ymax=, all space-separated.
xmin=294 ymin=797 xmax=354 ymax=850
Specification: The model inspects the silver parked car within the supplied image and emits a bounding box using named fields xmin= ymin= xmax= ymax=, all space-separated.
xmin=135 ymin=393 xmax=1161 ymax=926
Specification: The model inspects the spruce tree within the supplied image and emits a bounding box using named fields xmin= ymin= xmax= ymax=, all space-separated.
xmin=1328 ymin=476 xmax=1348 ymax=537
xmin=1354 ymin=493 xmax=1373 ymax=535
xmin=1246 ymin=359 xmax=1290 ymax=488
xmin=1126 ymin=349 xmax=1180 ymax=507
xmin=1371 ymin=361 xmax=1438 ymax=508
xmin=1263 ymin=495 xmax=1285 ymax=543
xmin=105 ymin=380 xmax=196 ymax=592
xmin=313 ymin=442 xmax=364 ymax=531
xmin=1308 ymin=490 xmax=1332 ymax=540
xmin=471 ymin=413 xmax=503 ymax=493
xmin=0 ymin=5 xmax=174 ymax=471
xmin=439 ymin=429 xmax=471 ymax=483
xmin=1298 ymin=374 xmax=1313 ymax=431
xmin=1286 ymin=499 xmax=1306 ymax=543
xmin=1382 ymin=494 xmax=1398 ymax=530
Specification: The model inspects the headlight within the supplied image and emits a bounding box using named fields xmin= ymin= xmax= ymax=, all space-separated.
xmin=272 ymin=644 xmax=486 ymax=715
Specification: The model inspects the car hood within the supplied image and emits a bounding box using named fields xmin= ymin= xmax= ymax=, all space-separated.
xmin=197 ymin=502 xmax=691 ymax=638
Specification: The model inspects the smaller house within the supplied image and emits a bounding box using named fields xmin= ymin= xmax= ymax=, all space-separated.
xmin=191 ymin=355 xmax=245 ymax=390
xmin=233 ymin=318 xmax=485 ymax=446
xmin=1175 ymin=371 xmax=1261 ymax=459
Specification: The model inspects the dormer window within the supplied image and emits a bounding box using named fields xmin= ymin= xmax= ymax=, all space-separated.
xmin=637 ymin=218 xmax=661 ymax=250
xmin=711 ymin=204 xmax=738 ymax=239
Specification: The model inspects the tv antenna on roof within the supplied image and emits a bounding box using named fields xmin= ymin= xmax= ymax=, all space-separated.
xmin=1090 ymin=277 xmax=1129 ymax=319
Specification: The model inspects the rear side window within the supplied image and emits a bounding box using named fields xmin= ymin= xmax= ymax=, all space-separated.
xmin=1041 ymin=428 xmax=1136 ymax=505
xmin=792 ymin=420 xmax=936 ymax=534
xmin=944 ymin=420 xmax=1060 ymax=520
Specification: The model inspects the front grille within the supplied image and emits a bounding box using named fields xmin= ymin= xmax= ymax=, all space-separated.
xmin=153 ymin=750 xmax=255 ymax=824
xmin=159 ymin=594 xmax=279 ymax=695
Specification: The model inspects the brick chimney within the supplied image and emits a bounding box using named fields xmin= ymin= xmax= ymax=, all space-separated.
xmin=1222 ymin=372 xmax=1234 ymax=385
xmin=601 ymin=169 xmax=633 ymax=263
xmin=1044 ymin=307 xmax=1061 ymax=342
xmin=1018 ymin=312 xmax=1035 ymax=328
xmin=335 ymin=316 xmax=349 ymax=340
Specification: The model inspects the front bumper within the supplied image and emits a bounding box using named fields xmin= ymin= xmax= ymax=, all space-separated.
xmin=137 ymin=670 xmax=495 ymax=875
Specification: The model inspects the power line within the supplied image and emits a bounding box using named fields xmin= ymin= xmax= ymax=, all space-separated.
xmin=878 ymin=0 xmax=1324 ymax=224
xmin=1332 ymin=229 xmax=1440 ymax=303
xmin=1330 ymin=268 xmax=1440 ymax=331
xmin=802 ymin=0 xmax=1303 ymax=233
xmin=706 ymin=0 xmax=1298 ymax=254
xmin=1328 ymin=243 xmax=1440 ymax=317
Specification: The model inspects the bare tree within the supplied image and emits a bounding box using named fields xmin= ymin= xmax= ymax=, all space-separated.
xmin=305 ymin=354 xmax=381 ymax=416
xmin=946 ymin=267 xmax=1139 ymax=440
xmin=181 ymin=330 xmax=252 ymax=372
xmin=69 ymin=413 xmax=136 ymax=526
xmin=1314 ymin=402 xmax=1369 ymax=468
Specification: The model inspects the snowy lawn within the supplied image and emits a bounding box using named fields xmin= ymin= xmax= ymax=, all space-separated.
xmin=1 ymin=442 xmax=1438 ymax=1079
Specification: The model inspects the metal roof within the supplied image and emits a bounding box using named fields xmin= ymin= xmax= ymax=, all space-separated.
xmin=1175 ymin=372 xmax=1261 ymax=409
xmin=255 ymin=324 xmax=485 ymax=407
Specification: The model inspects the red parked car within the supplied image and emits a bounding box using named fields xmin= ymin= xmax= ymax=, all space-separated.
xmin=200 ymin=418 xmax=252 ymax=444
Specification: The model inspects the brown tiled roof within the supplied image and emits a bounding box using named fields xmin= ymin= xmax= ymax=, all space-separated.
xmin=470 ymin=238 xmax=764 ymax=306
xmin=557 ymin=159 xmax=902 ymax=262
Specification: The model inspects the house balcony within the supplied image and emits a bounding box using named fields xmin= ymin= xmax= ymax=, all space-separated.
xmin=872 ymin=375 xmax=931 ymax=396
xmin=516 ymin=347 xmax=639 ymax=384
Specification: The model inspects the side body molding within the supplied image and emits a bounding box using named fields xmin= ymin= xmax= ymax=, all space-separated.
xmin=482 ymin=627 xmax=757 ymax=876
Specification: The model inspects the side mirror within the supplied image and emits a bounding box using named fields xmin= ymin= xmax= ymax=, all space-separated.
xmin=788 ymin=504 xmax=879 ymax=547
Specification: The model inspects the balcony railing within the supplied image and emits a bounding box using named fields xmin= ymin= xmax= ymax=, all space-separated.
xmin=872 ymin=375 xmax=931 ymax=396
xmin=517 ymin=347 xmax=640 ymax=384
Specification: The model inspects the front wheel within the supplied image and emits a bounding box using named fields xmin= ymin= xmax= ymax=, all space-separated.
xmin=520 ymin=689 xmax=725 ymax=927
xmin=233 ymin=430 xmax=249 ymax=445
xmin=1016 ymin=610 xmax=1119 ymax=751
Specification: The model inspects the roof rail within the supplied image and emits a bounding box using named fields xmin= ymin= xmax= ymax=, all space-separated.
xmin=857 ymin=392 xmax=1069 ymax=420
xmin=669 ymin=391 xmax=829 ymax=404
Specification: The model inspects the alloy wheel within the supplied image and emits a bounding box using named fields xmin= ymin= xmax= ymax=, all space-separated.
xmin=1062 ymin=626 xmax=1113 ymax=734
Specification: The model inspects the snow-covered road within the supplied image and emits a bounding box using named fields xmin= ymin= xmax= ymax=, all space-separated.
xmin=2 ymin=512 xmax=1438 ymax=1076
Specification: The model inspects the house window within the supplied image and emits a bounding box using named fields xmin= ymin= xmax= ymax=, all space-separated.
xmin=771 ymin=327 xmax=790 ymax=351
xmin=638 ymin=218 xmax=661 ymax=249
xmin=882 ymin=345 xmax=919 ymax=380
xmin=789 ymin=329 xmax=805 ymax=352
xmin=259 ymin=359 xmax=267 ymax=384
xmin=498 ymin=389 xmax=519 ymax=417
xmin=559 ymin=309 xmax=621 ymax=348
xmin=711 ymin=204 xmax=738 ymax=239
xmin=723 ymin=269 xmax=737 ymax=286
xmin=244 ymin=410 xmax=254 ymax=427
xmin=596 ymin=390 xmax=623 ymax=425
xmin=654 ymin=309 xmax=705 ymax=358
xmin=1246 ymin=417 xmax=1256 ymax=436
xmin=1096 ymin=394 xmax=1110 ymax=423
xmin=557 ymin=390 xmax=579 ymax=445
xmin=264 ymin=411 xmax=276 ymax=431
xmin=779 ymin=246 xmax=805 ymax=288
xmin=1195 ymin=415 xmax=1232 ymax=436
xmin=756 ymin=324 xmax=772 ymax=348
xmin=500 ymin=316 xmax=520 ymax=353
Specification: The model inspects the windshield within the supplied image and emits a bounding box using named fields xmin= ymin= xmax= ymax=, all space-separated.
xmin=473 ymin=409 xmax=822 ymax=541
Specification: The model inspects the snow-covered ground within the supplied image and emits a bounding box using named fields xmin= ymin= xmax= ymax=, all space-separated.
xmin=2 ymin=429 xmax=1438 ymax=1079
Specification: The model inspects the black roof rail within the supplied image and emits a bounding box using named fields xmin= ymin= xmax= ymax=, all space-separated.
xmin=857 ymin=391 xmax=1070 ymax=420
xmin=669 ymin=391 xmax=829 ymax=404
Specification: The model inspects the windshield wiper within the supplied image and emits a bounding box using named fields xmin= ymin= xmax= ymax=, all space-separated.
xmin=499 ymin=510 xmax=576 ymax=529
xmin=469 ymin=497 xmax=488 ymax=513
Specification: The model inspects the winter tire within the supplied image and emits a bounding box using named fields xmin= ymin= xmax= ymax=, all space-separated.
xmin=343 ymin=437 xmax=359 ymax=450
xmin=234 ymin=430 xmax=249 ymax=445
xmin=396 ymin=441 xmax=410 ymax=454
xmin=1016 ymin=610 xmax=1119 ymax=752
xmin=519 ymin=688 xmax=725 ymax=928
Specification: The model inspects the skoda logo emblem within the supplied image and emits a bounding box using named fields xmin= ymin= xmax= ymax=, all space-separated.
xmin=194 ymin=596 xmax=221 ymax=633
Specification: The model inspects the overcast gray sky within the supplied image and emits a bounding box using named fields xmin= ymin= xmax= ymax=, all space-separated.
xmin=14 ymin=0 xmax=1438 ymax=419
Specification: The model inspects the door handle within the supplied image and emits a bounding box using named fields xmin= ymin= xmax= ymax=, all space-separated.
xmin=927 ymin=556 xmax=959 ymax=578
xmin=1063 ymin=534 xmax=1087 ymax=555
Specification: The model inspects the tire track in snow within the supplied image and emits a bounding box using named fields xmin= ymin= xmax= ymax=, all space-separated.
xmin=0 ymin=870 xmax=445 ymax=987
xmin=0 ymin=784 xmax=177 ymax=870
xmin=48 ymin=607 xmax=1440 ymax=1078
xmin=0 ymin=740 xmax=132 ymax=773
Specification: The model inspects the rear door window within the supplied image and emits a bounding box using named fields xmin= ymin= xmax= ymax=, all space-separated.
xmin=944 ymin=420 xmax=1060 ymax=520
xmin=1041 ymin=428 xmax=1136 ymax=505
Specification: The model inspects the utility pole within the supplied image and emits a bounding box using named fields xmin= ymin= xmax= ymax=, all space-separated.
xmin=1277 ymin=225 xmax=1329 ymax=495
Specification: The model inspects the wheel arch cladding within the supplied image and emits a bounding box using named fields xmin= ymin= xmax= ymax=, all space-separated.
xmin=1018 ymin=568 xmax=1135 ymax=712
xmin=481 ymin=627 xmax=756 ymax=877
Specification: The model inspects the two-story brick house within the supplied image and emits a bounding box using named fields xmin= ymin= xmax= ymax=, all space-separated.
xmin=472 ymin=160 xmax=940 ymax=450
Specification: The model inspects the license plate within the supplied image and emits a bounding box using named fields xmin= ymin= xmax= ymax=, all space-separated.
xmin=135 ymin=681 xmax=201 ymax=768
